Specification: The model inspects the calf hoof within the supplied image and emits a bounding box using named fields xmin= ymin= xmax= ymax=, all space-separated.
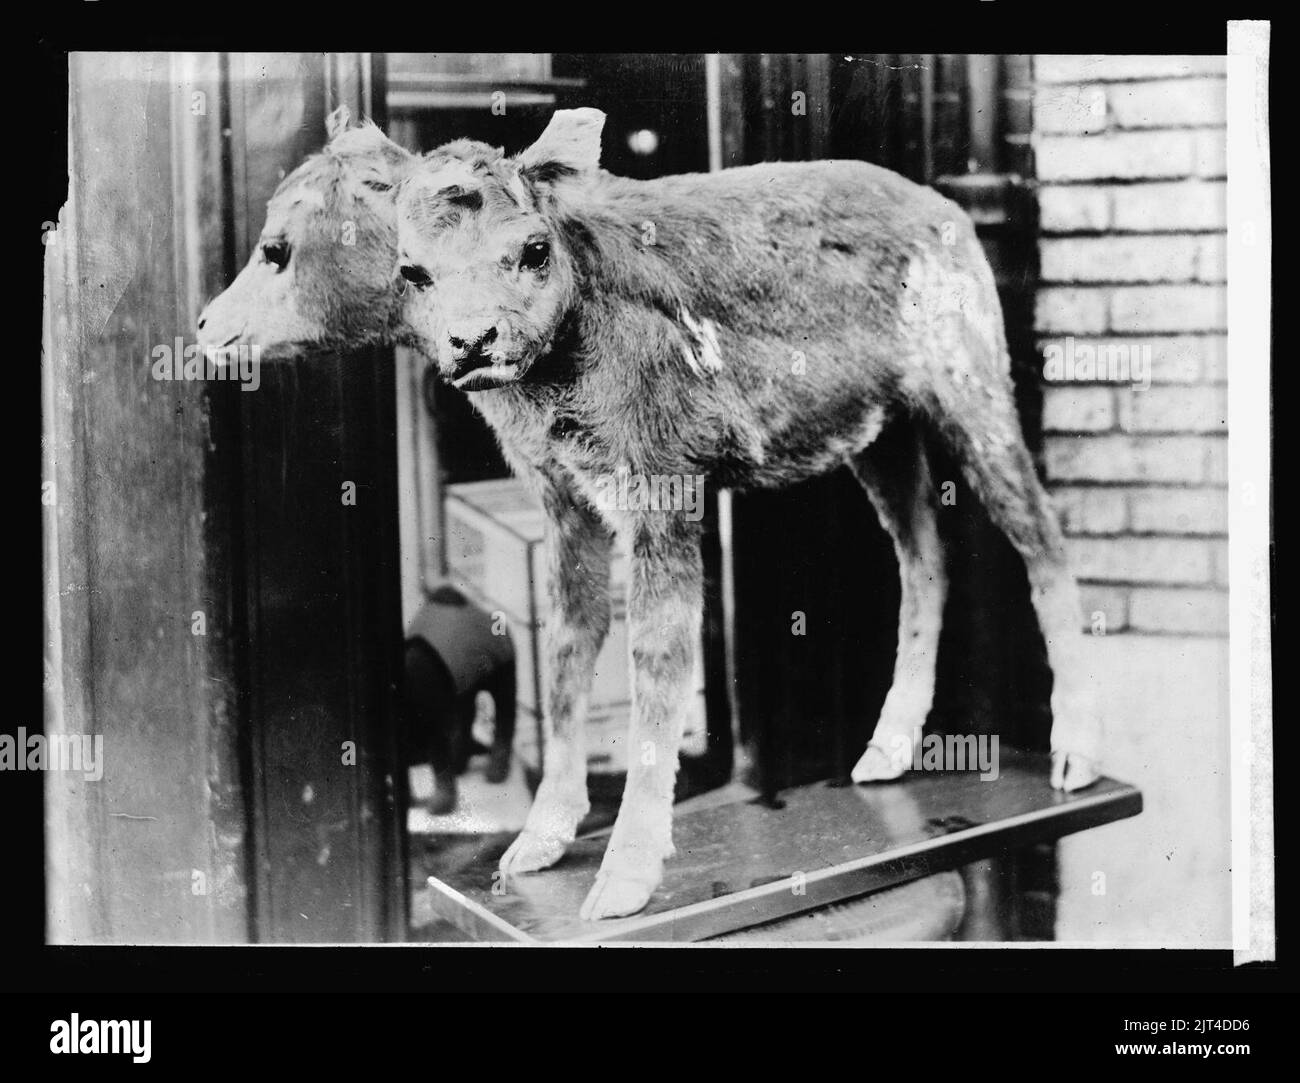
xmin=850 ymin=742 xmax=909 ymax=784
xmin=579 ymin=869 xmax=658 ymax=921
xmin=1050 ymin=750 xmax=1100 ymax=792
xmin=498 ymin=829 xmax=568 ymax=877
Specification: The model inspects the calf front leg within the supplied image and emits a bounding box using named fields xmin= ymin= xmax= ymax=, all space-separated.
xmin=580 ymin=515 xmax=702 ymax=920
xmin=498 ymin=475 xmax=614 ymax=877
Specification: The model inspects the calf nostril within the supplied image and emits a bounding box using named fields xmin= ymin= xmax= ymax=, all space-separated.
xmin=197 ymin=315 xmax=206 ymax=330
xmin=449 ymin=327 xmax=497 ymax=355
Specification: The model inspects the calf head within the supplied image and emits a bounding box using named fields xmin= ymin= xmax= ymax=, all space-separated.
xmin=395 ymin=108 xmax=606 ymax=391
xmin=196 ymin=106 xmax=414 ymax=359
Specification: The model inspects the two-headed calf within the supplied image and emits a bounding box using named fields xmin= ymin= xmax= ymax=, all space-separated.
xmin=198 ymin=107 xmax=1102 ymax=921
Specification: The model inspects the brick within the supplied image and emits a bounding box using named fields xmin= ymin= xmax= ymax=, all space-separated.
xmin=1194 ymin=130 xmax=1228 ymax=177
xmin=1036 ymin=288 xmax=1108 ymax=333
xmin=1044 ymin=435 xmax=1206 ymax=484
xmin=1036 ymin=132 xmax=1194 ymax=181
xmin=1108 ymin=79 xmax=1227 ymax=128
xmin=1036 ymin=335 xmax=1222 ymax=384
xmin=1034 ymin=85 xmax=1108 ymax=134
xmin=1128 ymin=587 xmax=1228 ymax=634
xmin=1195 ymin=235 xmax=1227 ymax=282
xmin=1068 ymin=536 xmax=1212 ymax=585
xmin=1042 ymin=386 xmax=1115 ymax=432
xmin=1205 ymin=439 xmax=1228 ymax=484
xmin=1111 ymin=182 xmax=1226 ymax=231
xmin=1041 ymin=336 xmax=1155 ymax=386
xmin=1200 ymin=337 xmax=1228 ymax=382
xmin=1040 ymin=236 xmax=1198 ymax=283
xmin=1109 ymin=285 xmax=1227 ymax=332
xmin=1116 ymin=386 xmax=1228 ymax=433
xmin=1129 ymin=488 xmax=1229 ymax=535
xmin=1035 ymin=55 xmax=1226 ymax=84
xmin=1051 ymin=486 xmax=1128 ymax=533
xmin=1210 ymin=540 xmax=1229 ymax=587
xmin=1039 ymin=186 xmax=1110 ymax=232
xmin=1078 ymin=584 xmax=1130 ymax=633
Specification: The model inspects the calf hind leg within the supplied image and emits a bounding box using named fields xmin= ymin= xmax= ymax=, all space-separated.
xmin=932 ymin=387 xmax=1101 ymax=792
xmin=848 ymin=422 xmax=949 ymax=783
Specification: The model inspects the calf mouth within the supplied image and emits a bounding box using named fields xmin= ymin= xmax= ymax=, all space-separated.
xmin=198 ymin=330 xmax=246 ymax=366
xmin=451 ymin=362 xmax=521 ymax=392
xmin=449 ymin=351 xmax=522 ymax=391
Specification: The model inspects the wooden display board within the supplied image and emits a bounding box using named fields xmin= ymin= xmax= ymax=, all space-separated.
xmin=425 ymin=750 xmax=1141 ymax=943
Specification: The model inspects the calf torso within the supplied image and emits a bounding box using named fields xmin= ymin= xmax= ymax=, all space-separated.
xmin=470 ymin=158 xmax=1007 ymax=512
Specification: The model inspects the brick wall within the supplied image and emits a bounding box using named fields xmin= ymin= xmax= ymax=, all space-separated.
xmin=1031 ymin=55 xmax=1228 ymax=635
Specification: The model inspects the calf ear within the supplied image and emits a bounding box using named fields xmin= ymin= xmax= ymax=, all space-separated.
xmin=330 ymin=121 xmax=413 ymax=184
xmin=518 ymin=108 xmax=606 ymax=182
xmin=326 ymin=104 xmax=354 ymax=142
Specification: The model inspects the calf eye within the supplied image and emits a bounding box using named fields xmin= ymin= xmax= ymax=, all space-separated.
xmin=261 ymin=239 xmax=291 ymax=270
xmin=520 ymin=240 xmax=550 ymax=272
xmin=400 ymin=263 xmax=433 ymax=289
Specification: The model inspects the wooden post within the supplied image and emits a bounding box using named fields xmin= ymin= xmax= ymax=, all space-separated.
xmin=44 ymin=52 xmax=249 ymax=943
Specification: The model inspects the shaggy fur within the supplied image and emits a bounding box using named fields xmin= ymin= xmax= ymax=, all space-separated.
xmin=198 ymin=108 xmax=1102 ymax=923
xmin=198 ymin=108 xmax=421 ymax=356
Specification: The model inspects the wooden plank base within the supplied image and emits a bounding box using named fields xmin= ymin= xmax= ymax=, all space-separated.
xmin=423 ymin=749 xmax=1141 ymax=944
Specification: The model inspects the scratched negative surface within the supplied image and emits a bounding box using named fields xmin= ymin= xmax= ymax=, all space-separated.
xmin=423 ymin=750 xmax=1142 ymax=944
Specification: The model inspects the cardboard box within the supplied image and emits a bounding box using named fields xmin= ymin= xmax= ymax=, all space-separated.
xmin=444 ymin=479 xmax=707 ymax=774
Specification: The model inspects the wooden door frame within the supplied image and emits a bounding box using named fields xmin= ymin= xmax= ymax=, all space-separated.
xmin=44 ymin=52 xmax=406 ymax=944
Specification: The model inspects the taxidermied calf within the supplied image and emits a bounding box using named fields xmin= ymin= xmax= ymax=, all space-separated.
xmin=196 ymin=112 xmax=416 ymax=355
xmin=198 ymin=107 xmax=1101 ymax=922
xmin=393 ymin=108 xmax=1101 ymax=919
